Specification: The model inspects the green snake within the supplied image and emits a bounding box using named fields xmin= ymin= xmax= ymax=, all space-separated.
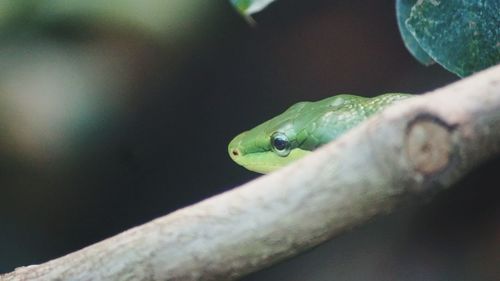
xmin=228 ymin=93 xmax=413 ymax=173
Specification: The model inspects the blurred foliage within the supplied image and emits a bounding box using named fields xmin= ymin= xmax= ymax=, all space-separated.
xmin=0 ymin=0 xmax=214 ymax=164
xmin=0 ymin=41 xmax=128 ymax=162
xmin=0 ymin=0 xmax=208 ymax=40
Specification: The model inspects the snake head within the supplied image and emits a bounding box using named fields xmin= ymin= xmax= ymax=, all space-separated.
xmin=228 ymin=131 xmax=311 ymax=174
xmin=228 ymin=102 xmax=312 ymax=174
xmin=228 ymin=93 xmax=412 ymax=173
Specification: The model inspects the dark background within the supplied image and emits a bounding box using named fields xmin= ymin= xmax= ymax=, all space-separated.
xmin=0 ymin=1 xmax=498 ymax=280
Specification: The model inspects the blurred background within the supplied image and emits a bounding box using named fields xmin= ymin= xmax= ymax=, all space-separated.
xmin=0 ymin=0 xmax=498 ymax=280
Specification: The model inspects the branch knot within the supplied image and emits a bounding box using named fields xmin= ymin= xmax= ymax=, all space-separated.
xmin=405 ymin=115 xmax=454 ymax=175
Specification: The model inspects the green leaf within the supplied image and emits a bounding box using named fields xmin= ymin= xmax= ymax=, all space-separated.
xmin=396 ymin=0 xmax=434 ymax=65
xmin=404 ymin=0 xmax=500 ymax=77
xmin=230 ymin=0 xmax=277 ymax=16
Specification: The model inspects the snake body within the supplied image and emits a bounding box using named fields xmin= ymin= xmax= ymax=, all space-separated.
xmin=228 ymin=93 xmax=412 ymax=173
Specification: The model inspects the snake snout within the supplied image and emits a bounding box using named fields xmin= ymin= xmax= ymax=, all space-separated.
xmin=228 ymin=142 xmax=242 ymax=162
xmin=229 ymin=147 xmax=243 ymax=163
xmin=228 ymin=131 xmax=248 ymax=162
xmin=231 ymin=148 xmax=240 ymax=157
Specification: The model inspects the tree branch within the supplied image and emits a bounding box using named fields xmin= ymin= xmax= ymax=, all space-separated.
xmin=3 ymin=64 xmax=500 ymax=281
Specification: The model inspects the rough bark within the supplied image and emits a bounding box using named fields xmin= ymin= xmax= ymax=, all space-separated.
xmin=2 ymin=64 xmax=500 ymax=281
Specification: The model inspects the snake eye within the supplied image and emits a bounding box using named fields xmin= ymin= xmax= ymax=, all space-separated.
xmin=271 ymin=132 xmax=291 ymax=157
